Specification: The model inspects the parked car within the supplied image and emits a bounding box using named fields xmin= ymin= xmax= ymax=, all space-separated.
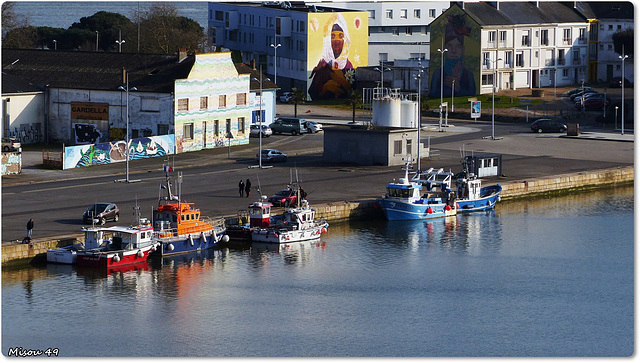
xmin=270 ymin=117 xmax=309 ymax=135
xmin=573 ymin=92 xmax=601 ymax=103
xmin=530 ymin=119 xmax=567 ymax=133
xmin=609 ymin=77 xmax=632 ymax=88
xmin=250 ymin=124 xmax=272 ymax=137
xmin=256 ymin=149 xmax=287 ymax=163
xmin=304 ymin=121 xmax=323 ymax=133
xmin=83 ymin=203 xmax=120 ymax=225
xmin=268 ymin=189 xmax=298 ymax=207
xmin=564 ymin=86 xmax=593 ymax=97
xmin=583 ymin=99 xmax=610 ymax=111
xmin=570 ymin=89 xmax=598 ymax=102
xmin=2 ymin=137 xmax=21 ymax=152
xmin=279 ymin=92 xmax=294 ymax=103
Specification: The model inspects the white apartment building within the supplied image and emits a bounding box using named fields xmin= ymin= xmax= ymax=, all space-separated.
xmin=430 ymin=2 xmax=592 ymax=97
xmin=588 ymin=2 xmax=634 ymax=83
xmin=309 ymin=1 xmax=450 ymax=65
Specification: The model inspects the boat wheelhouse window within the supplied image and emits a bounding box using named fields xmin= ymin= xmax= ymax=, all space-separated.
xmin=387 ymin=187 xmax=412 ymax=198
xmin=181 ymin=215 xmax=185 ymax=221
xmin=195 ymin=213 xmax=199 ymax=220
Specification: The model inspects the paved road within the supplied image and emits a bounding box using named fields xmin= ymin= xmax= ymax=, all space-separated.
xmin=1 ymin=112 xmax=634 ymax=244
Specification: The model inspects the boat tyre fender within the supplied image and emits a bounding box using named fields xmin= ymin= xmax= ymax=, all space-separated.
xmin=167 ymin=243 xmax=175 ymax=252
xmin=113 ymin=254 xmax=121 ymax=263
xmin=137 ymin=250 xmax=144 ymax=258
xmin=189 ymin=235 xmax=194 ymax=246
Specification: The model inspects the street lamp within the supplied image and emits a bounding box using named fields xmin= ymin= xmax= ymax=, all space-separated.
xmin=116 ymin=29 xmax=125 ymax=52
xmin=116 ymin=72 xmax=138 ymax=183
xmin=451 ymin=79 xmax=455 ymax=113
xmin=615 ymin=105 xmax=619 ymax=130
xmin=270 ymin=42 xmax=281 ymax=84
xmin=250 ymin=66 xmax=272 ymax=169
xmin=619 ymin=49 xmax=628 ymax=135
xmin=373 ymin=61 xmax=391 ymax=97
xmin=436 ymin=41 xmax=448 ymax=132
xmin=603 ymin=87 xmax=607 ymax=118
xmin=53 ymin=40 xmax=57 ymax=50
xmin=95 ymin=31 xmax=99 ymax=51
xmin=414 ymin=61 xmax=425 ymax=172
xmin=487 ymin=57 xmax=502 ymax=140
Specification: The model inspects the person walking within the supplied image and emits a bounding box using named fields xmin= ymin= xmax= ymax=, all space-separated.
xmin=26 ymin=218 xmax=34 ymax=239
xmin=238 ymin=180 xmax=245 ymax=197
xmin=245 ymin=178 xmax=252 ymax=198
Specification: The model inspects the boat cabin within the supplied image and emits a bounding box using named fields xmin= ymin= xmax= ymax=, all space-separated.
xmin=154 ymin=202 xmax=211 ymax=237
xmin=81 ymin=227 xmax=110 ymax=249
xmin=249 ymin=200 xmax=273 ymax=228
xmin=456 ymin=178 xmax=482 ymax=200
xmin=386 ymin=178 xmax=421 ymax=200
xmin=108 ymin=225 xmax=154 ymax=251
xmin=277 ymin=202 xmax=316 ymax=230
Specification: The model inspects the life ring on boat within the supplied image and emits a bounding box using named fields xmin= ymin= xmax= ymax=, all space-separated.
xmin=113 ymin=254 xmax=121 ymax=263
xmin=136 ymin=250 xmax=144 ymax=258
xmin=167 ymin=243 xmax=175 ymax=252
xmin=426 ymin=207 xmax=433 ymax=214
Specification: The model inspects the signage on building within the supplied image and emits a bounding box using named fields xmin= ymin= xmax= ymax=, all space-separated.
xmin=71 ymin=102 xmax=109 ymax=121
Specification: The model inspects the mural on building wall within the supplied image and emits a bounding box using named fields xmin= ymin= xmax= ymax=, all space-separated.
xmin=174 ymin=52 xmax=251 ymax=154
xmin=429 ymin=7 xmax=481 ymax=97
xmin=63 ymin=135 xmax=174 ymax=169
xmin=307 ymin=12 xmax=368 ymax=100
xmin=71 ymin=102 xmax=109 ymax=144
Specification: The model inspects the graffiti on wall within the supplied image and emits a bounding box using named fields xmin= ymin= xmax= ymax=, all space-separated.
xmin=74 ymin=123 xmax=103 ymax=144
xmin=63 ymin=135 xmax=175 ymax=169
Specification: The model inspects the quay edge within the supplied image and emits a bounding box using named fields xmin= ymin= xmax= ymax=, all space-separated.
xmin=2 ymin=166 xmax=633 ymax=267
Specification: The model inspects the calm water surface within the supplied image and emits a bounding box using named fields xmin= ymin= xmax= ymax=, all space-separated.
xmin=2 ymin=187 xmax=633 ymax=357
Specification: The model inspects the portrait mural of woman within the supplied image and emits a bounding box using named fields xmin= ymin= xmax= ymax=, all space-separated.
xmin=307 ymin=12 xmax=367 ymax=101
xmin=430 ymin=10 xmax=480 ymax=98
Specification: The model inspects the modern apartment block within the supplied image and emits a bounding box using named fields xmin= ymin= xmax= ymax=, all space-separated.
xmin=429 ymin=2 xmax=594 ymax=97
xmin=208 ymin=2 xmax=369 ymax=99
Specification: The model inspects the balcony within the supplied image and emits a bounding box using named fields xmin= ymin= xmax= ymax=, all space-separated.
xmin=557 ymin=58 xmax=566 ymax=66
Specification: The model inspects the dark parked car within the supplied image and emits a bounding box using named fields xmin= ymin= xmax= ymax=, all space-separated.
xmin=531 ymin=119 xmax=567 ymax=133
xmin=564 ymin=86 xmax=593 ymax=97
xmin=582 ymin=99 xmax=610 ymax=111
xmin=609 ymin=77 xmax=632 ymax=88
xmin=268 ymin=189 xmax=298 ymax=207
xmin=570 ymin=89 xmax=598 ymax=102
xmin=256 ymin=149 xmax=287 ymax=163
xmin=83 ymin=203 xmax=120 ymax=225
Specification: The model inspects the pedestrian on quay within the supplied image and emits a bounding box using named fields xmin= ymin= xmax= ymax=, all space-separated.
xmin=245 ymin=179 xmax=252 ymax=198
xmin=26 ymin=218 xmax=34 ymax=241
xmin=238 ymin=180 xmax=245 ymax=197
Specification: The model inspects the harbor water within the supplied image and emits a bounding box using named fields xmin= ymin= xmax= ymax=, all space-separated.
xmin=2 ymin=186 xmax=633 ymax=357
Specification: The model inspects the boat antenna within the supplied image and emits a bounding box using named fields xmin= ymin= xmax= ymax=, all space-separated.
xmin=256 ymin=173 xmax=263 ymax=198
xmin=133 ymin=196 xmax=141 ymax=225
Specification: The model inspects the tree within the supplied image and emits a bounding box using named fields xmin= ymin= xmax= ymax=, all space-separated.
xmin=345 ymin=89 xmax=362 ymax=123
xmin=138 ymin=2 xmax=204 ymax=54
xmin=612 ymin=28 xmax=633 ymax=57
xmin=1 ymin=2 xmax=29 ymax=38
xmin=70 ymin=11 xmax=135 ymax=52
xmin=291 ymin=88 xmax=306 ymax=118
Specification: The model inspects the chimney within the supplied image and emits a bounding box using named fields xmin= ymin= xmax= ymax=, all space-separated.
xmin=177 ymin=48 xmax=187 ymax=63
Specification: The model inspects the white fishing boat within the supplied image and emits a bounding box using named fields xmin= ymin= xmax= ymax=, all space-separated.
xmin=46 ymin=226 xmax=108 ymax=264
xmin=251 ymin=200 xmax=329 ymax=243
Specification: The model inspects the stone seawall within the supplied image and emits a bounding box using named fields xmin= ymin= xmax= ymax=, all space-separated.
xmin=2 ymin=166 xmax=633 ymax=266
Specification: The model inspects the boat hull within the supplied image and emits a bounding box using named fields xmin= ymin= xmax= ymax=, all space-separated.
xmin=456 ymin=185 xmax=502 ymax=213
xmin=380 ymin=199 xmax=456 ymax=221
xmin=152 ymin=229 xmax=226 ymax=257
xmin=76 ymin=245 xmax=155 ymax=269
xmin=251 ymin=222 xmax=328 ymax=244
xmin=46 ymin=246 xmax=78 ymax=264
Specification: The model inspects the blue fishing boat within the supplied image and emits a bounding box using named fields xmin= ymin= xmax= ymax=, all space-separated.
xmin=453 ymin=157 xmax=502 ymax=212
xmin=379 ymin=163 xmax=457 ymax=221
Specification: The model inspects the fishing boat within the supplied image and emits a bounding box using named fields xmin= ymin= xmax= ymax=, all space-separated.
xmin=76 ymin=219 xmax=158 ymax=269
xmin=453 ymin=156 xmax=502 ymax=212
xmin=46 ymin=226 xmax=110 ymax=264
xmin=379 ymin=162 xmax=457 ymax=221
xmin=225 ymin=198 xmax=275 ymax=242
xmin=151 ymin=168 xmax=228 ymax=256
xmin=251 ymin=199 xmax=329 ymax=243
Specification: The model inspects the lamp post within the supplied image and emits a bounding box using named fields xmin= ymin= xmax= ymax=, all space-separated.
xmin=415 ymin=61 xmax=425 ymax=172
xmin=488 ymin=57 xmax=502 ymax=140
xmin=116 ymin=29 xmax=125 ymax=52
xmin=53 ymin=40 xmax=57 ymax=50
xmin=250 ymin=66 xmax=272 ymax=169
xmin=116 ymin=72 xmax=138 ymax=183
xmin=373 ymin=61 xmax=391 ymax=97
xmin=270 ymin=42 xmax=281 ymax=84
xmin=95 ymin=31 xmax=99 ymax=51
xmin=436 ymin=41 xmax=448 ymax=132
xmin=451 ymin=79 xmax=455 ymax=113
xmin=615 ymin=106 xmax=618 ymax=130
xmin=619 ymin=48 xmax=628 ymax=135
xmin=603 ymin=87 xmax=607 ymax=118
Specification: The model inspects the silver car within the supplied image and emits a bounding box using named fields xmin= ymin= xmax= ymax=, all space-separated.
xmin=256 ymin=149 xmax=287 ymax=163
xmin=250 ymin=124 xmax=272 ymax=137
xmin=304 ymin=121 xmax=323 ymax=133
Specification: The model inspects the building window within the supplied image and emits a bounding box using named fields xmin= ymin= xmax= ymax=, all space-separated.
xmin=215 ymin=11 xmax=223 ymax=21
xmin=368 ymin=10 xmax=375 ymax=18
xmin=379 ymin=53 xmax=388 ymax=61
xmin=578 ymin=28 xmax=586 ymax=43
xmin=177 ymin=98 xmax=189 ymax=112
xmin=414 ymin=9 xmax=421 ymax=18
xmin=562 ymin=29 xmax=571 ymax=45
xmin=236 ymin=93 xmax=246 ymax=106
xmin=557 ymin=49 xmax=565 ymax=65
xmin=183 ymin=123 xmax=194 ymax=140
xmin=499 ymin=31 xmax=507 ymax=46
xmin=393 ymin=140 xmax=402 ymax=155
xmin=617 ymin=24 xmax=622 ymax=30
xmin=482 ymin=52 xmax=490 ymax=69
xmin=573 ymin=50 xmax=580 ymax=65
xmin=488 ymin=31 xmax=496 ymax=46
xmin=429 ymin=9 xmax=436 ymax=18
xmin=562 ymin=69 xmax=569 ymax=78
xmin=405 ymin=139 xmax=412 ymax=155
xmin=521 ymin=31 xmax=530 ymax=46
xmin=400 ymin=9 xmax=407 ymax=19
xmin=158 ymin=124 xmax=169 ymax=135
xmin=225 ymin=119 xmax=231 ymax=135
xmin=599 ymin=44 xmax=604 ymax=50
xmin=219 ymin=95 xmax=226 ymax=108
xmin=405 ymin=27 xmax=412 ymax=36
xmin=541 ymin=29 xmax=549 ymax=46
xmin=482 ymin=74 xmax=494 ymax=86
xmin=504 ymin=51 xmax=512 ymax=67
xmin=238 ymin=117 xmax=245 ymax=134
xmin=515 ymin=52 xmax=524 ymax=67
xmin=200 ymin=96 xmax=208 ymax=110
xmin=385 ymin=9 xmax=393 ymax=19
xmin=608 ymin=24 xmax=613 ymax=30
xmin=214 ymin=120 xmax=220 ymax=136
xmin=392 ymin=27 xmax=399 ymax=36
xmin=607 ymin=44 xmax=613 ymax=51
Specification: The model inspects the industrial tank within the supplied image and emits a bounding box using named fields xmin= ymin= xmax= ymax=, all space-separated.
xmin=400 ymin=100 xmax=418 ymax=128
xmin=372 ymin=98 xmax=401 ymax=128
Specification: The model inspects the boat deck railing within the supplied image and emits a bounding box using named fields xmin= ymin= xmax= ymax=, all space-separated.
xmin=154 ymin=216 xmax=226 ymax=238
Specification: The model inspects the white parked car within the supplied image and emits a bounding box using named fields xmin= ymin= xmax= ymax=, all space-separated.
xmin=250 ymin=124 xmax=272 ymax=137
xmin=304 ymin=121 xmax=323 ymax=133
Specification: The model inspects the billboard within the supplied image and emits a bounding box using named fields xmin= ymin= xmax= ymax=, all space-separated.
xmin=429 ymin=6 xmax=481 ymax=97
xmin=307 ymin=12 xmax=368 ymax=101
